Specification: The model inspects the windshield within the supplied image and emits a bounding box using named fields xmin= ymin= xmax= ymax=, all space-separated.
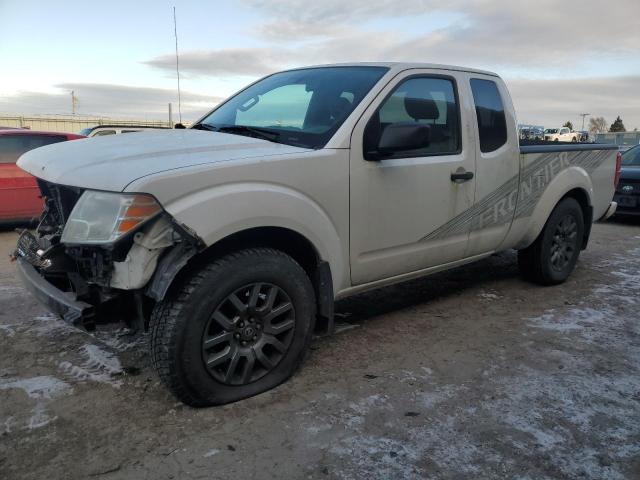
xmin=79 ymin=128 xmax=93 ymax=136
xmin=621 ymin=145 xmax=640 ymax=166
xmin=196 ymin=66 xmax=389 ymax=149
xmin=545 ymin=129 xmax=558 ymax=134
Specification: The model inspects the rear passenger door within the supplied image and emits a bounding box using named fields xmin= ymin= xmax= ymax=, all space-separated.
xmin=464 ymin=76 xmax=520 ymax=257
xmin=349 ymin=70 xmax=476 ymax=285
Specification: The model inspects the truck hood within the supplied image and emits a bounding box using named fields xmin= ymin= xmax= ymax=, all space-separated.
xmin=17 ymin=129 xmax=310 ymax=191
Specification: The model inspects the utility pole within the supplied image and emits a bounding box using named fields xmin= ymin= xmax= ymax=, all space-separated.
xmin=580 ymin=113 xmax=590 ymax=131
xmin=168 ymin=102 xmax=173 ymax=126
xmin=71 ymin=90 xmax=78 ymax=115
xmin=173 ymin=6 xmax=182 ymax=124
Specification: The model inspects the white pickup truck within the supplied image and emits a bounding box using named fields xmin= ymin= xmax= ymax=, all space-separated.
xmin=544 ymin=127 xmax=580 ymax=143
xmin=14 ymin=63 xmax=620 ymax=406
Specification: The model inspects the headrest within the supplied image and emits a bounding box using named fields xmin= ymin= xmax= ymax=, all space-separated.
xmin=404 ymin=97 xmax=440 ymax=121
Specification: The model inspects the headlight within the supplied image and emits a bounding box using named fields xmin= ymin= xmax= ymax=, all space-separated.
xmin=61 ymin=191 xmax=162 ymax=244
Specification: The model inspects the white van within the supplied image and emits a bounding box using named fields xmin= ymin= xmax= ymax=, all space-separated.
xmin=79 ymin=125 xmax=170 ymax=137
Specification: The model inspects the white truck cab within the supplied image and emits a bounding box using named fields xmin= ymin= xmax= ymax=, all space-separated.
xmin=14 ymin=63 xmax=620 ymax=406
xmin=544 ymin=127 xmax=579 ymax=142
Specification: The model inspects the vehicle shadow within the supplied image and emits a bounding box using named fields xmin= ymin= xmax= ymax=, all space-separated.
xmin=607 ymin=216 xmax=640 ymax=227
xmin=335 ymin=251 xmax=520 ymax=325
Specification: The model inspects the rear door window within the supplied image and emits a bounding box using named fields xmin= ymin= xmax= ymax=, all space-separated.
xmin=470 ymin=79 xmax=508 ymax=153
xmin=0 ymin=134 xmax=66 ymax=163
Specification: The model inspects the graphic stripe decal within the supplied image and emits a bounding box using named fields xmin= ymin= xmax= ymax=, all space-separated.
xmin=421 ymin=149 xmax=611 ymax=242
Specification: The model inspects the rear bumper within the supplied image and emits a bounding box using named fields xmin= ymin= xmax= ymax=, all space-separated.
xmin=16 ymin=257 xmax=94 ymax=327
xmin=597 ymin=201 xmax=617 ymax=221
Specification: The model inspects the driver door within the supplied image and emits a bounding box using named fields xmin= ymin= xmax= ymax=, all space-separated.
xmin=349 ymin=70 xmax=476 ymax=285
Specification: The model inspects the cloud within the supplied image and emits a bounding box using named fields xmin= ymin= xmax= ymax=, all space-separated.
xmin=0 ymin=83 xmax=220 ymax=120
xmin=144 ymin=0 xmax=640 ymax=78
xmin=506 ymin=75 xmax=640 ymax=130
xmin=144 ymin=48 xmax=289 ymax=77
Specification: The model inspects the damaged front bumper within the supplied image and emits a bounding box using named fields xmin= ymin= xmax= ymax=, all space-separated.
xmin=12 ymin=181 xmax=202 ymax=331
xmin=16 ymin=257 xmax=95 ymax=327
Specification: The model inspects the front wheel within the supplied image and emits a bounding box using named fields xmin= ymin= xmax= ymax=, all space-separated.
xmin=150 ymin=248 xmax=316 ymax=406
xmin=518 ymin=197 xmax=585 ymax=285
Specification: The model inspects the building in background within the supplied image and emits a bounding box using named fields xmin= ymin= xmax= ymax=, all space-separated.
xmin=0 ymin=114 xmax=172 ymax=134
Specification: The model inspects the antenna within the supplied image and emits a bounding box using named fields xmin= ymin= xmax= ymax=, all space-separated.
xmin=70 ymin=90 xmax=78 ymax=115
xmin=173 ymin=6 xmax=182 ymax=124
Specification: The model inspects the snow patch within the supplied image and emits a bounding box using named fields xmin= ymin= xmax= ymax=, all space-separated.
xmin=0 ymin=375 xmax=71 ymax=399
xmin=31 ymin=314 xmax=76 ymax=337
xmin=59 ymin=344 xmax=123 ymax=387
xmin=0 ymin=376 xmax=72 ymax=430
xmin=0 ymin=324 xmax=16 ymax=337
xmin=478 ymin=292 xmax=500 ymax=300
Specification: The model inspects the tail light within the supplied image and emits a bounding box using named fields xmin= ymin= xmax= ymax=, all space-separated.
xmin=614 ymin=151 xmax=622 ymax=188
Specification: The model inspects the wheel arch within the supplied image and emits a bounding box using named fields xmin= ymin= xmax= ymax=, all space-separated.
xmin=150 ymin=225 xmax=336 ymax=334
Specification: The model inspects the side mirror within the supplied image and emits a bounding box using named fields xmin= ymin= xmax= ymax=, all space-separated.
xmin=367 ymin=123 xmax=431 ymax=160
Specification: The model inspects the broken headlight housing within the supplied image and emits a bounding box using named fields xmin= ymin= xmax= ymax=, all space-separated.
xmin=61 ymin=191 xmax=162 ymax=245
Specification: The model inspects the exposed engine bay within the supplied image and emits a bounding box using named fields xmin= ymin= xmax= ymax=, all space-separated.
xmin=12 ymin=180 xmax=199 ymax=330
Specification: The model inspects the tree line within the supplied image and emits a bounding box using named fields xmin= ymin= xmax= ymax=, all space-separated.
xmin=585 ymin=116 xmax=628 ymax=134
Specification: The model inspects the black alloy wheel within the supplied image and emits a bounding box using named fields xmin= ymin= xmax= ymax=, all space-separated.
xmin=149 ymin=248 xmax=316 ymax=406
xmin=517 ymin=197 xmax=585 ymax=285
xmin=549 ymin=215 xmax=578 ymax=272
xmin=202 ymin=283 xmax=295 ymax=385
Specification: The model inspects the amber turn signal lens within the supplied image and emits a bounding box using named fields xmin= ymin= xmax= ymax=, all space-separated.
xmin=116 ymin=195 xmax=162 ymax=235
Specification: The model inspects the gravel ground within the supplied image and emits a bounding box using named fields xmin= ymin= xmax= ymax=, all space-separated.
xmin=1 ymin=219 xmax=639 ymax=480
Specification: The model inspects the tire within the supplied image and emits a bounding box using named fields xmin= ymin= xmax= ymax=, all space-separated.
xmin=554 ymin=138 xmax=559 ymax=142
xmin=517 ymin=197 xmax=585 ymax=285
xmin=150 ymin=248 xmax=316 ymax=407
xmin=571 ymin=136 xmax=577 ymax=143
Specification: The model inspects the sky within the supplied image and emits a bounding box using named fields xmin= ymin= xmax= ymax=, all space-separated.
xmin=1 ymin=0 xmax=639 ymax=130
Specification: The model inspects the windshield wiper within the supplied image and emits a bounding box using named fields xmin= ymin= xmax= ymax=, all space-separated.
xmin=193 ymin=123 xmax=281 ymax=143
xmin=216 ymin=125 xmax=281 ymax=143
xmin=191 ymin=123 xmax=217 ymax=132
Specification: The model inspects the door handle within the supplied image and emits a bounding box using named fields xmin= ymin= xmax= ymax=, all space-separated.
xmin=450 ymin=170 xmax=474 ymax=183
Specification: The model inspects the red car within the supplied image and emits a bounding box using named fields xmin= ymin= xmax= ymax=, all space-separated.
xmin=0 ymin=129 xmax=84 ymax=223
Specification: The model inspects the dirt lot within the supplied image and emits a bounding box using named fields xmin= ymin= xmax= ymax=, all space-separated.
xmin=1 ymin=220 xmax=639 ymax=480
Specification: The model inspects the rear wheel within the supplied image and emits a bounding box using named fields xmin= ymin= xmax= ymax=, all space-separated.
xmin=571 ymin=136 xmax=577 ymax=143
xmin=518 ymin=197 xmax=585 ymax=285
xmin=150 ymin=248 xmax=316 ymax=406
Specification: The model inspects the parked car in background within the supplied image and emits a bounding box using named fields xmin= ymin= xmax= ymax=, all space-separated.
xmin=544 ymin=127 xmax=579 ymax=142
xmin=0 ymin=129 xmax=84 ymax=222
xmin=79 ymin=125 xmax=170 ymax=137
xmin=614 ymin=144 xmax=640 ymax=216
xmin=518 ymin=125 xmax=544 ymax=142
xmin=578 ymin=131 xmax=590 ymax=142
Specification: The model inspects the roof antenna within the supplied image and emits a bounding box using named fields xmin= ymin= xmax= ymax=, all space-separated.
xmin=173 ymin=6 xmax=182 ymax=124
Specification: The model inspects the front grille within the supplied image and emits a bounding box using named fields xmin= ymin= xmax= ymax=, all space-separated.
xmin=36 ymin=180 xmax=84 ymax=235
xmin=617 ymin=178 xmax=640 ymax=195
xmin=14 ymin=231 xmax=49 ymax=268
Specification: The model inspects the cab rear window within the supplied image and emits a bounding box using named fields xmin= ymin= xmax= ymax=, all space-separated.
xmin=470 ymin=79 xmax=508 ymax=153
xmin=0 ymin=135 xmax=66 ymax=163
